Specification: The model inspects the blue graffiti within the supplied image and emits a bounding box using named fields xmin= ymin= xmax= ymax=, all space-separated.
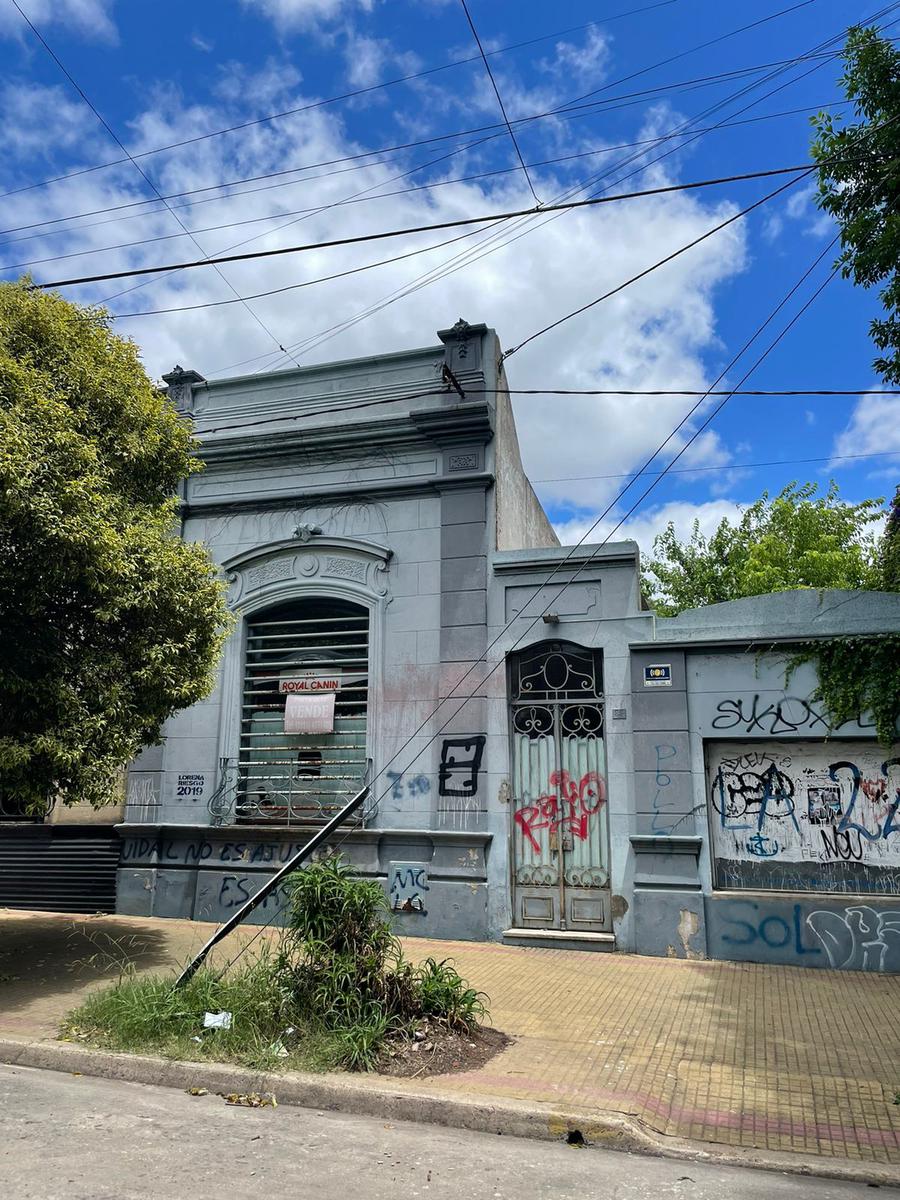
xmin=832 ymin=758 xmax=900 ymax=842
xmin=746 ymin=833 xmax=779 ymax=857
xmin=650 ymin=743 xmax=678 ymax=834
xmin=719 ymin=900 xmax=821 ymax=957
xmin=386 ymin=770 xmax=431 ymax=802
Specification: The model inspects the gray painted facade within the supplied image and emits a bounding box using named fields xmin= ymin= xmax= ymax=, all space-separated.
xmin=118 ymin=323 xmax=900 ymax=971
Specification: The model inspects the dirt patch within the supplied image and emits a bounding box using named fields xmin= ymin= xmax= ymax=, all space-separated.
xmin=377 ymin=1024 xmax=511 ymax=1078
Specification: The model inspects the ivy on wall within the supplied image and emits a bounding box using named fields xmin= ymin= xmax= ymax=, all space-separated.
xmin=787 ymin=634 xmax=900 ymax=749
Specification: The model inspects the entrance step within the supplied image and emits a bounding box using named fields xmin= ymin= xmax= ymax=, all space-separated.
xmin=502 ymin=928 xmax=616 ymax=953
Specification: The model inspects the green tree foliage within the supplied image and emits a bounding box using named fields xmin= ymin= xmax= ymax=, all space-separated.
xmin=812 ymin=26 xmax=900 ymax=382
xmin=642 ymin=482 xmax=884 ymax=616
xmin=0 ymin=281 xmax=231 ymax=812
xmin=642 ymin=480 xmax=899 ymax=745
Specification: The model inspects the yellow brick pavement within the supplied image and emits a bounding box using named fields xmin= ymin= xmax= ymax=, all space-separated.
xmin=1 ymin=911 xmax=899 ymax=1165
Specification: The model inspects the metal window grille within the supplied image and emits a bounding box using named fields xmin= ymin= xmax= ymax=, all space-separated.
xmin=237 ymin=597 xmax=369 ymax=824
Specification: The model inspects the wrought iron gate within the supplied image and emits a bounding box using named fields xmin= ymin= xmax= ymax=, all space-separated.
xmin=509 ymin=642 xmax=610 ymax=932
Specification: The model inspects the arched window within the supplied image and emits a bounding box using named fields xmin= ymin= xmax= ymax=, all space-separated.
xmin=238 ymin=596 xmax=369 ymax=823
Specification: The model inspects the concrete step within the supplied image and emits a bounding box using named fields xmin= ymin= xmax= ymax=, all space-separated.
xmin=501 ymin=928 xmax=616 ymax=953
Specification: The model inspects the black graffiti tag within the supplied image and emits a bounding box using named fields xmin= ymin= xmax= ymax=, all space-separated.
xmin=712 ymin=694 xmax=837 ymax=735
xmin=438 ymin=736 xmax=486 ymax=798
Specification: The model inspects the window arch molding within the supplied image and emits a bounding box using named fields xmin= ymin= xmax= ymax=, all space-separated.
xmin=215 ymin=536 xmax=391 ymax=813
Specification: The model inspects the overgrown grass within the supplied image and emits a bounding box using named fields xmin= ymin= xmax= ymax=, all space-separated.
xmin=64 ymin=857 xmax=488 ymax=1072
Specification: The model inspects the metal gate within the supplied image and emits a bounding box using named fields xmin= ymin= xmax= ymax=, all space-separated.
xmin=238 ymin=596 xmax=370 ymax=823
xmin=509 ymin=642 xmax=610 ymax=931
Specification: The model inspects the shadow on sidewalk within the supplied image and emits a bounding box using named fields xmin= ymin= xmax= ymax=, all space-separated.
xmin=0 ymin=913 xmax=172 ymax=1023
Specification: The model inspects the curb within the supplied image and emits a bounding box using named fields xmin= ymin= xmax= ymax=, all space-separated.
xmin=1 ymin=1035 xmax=898 ymax=1188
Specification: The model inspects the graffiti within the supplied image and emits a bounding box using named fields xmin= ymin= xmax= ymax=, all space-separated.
xmin=650 ymin=743 xmax=677 ymax=834
xmin=120 ymin=837 xmax=318 ymax=867
xmin=389 ymin=862 xmax=429 ymax=914
xmin=126 ymin=775 xmax=159 ymax=810
xmin=711 ymin=694 xmax=871 ymax=735
xmin=711 ymin=759 xmax=799 ymax=833
xmin=746 ymin=833 xmax=780 ymax=857
xmin=806 ymin=906 xmax=900 ymax=971
xmin=385 ymin=770 xmax=431 ymax=802
xmin=715 ymin=899 xmax=822 ymax=958
xmin=820 ymin=828 xmax=863 ymax=861
xmin=830 ymin=759 xmax=900 ymax=842
xmin=709 ymin=743 xmax=900 ymax=892
xmin=709 ymin=896 xmax=900 ymax=971
xmin=438 ymin=737 xmax=486 ymax=798
xmin=218 ymin=875 xmax=291 ymax=911
xmin=515 ymin=770 xmax=606 ymax=854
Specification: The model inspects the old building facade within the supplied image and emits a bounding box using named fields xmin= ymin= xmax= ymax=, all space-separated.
xmin=115 ymin=320 xmax=900 ymax=970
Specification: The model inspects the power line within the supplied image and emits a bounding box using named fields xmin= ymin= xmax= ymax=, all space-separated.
xmin=0 ymin=48 xmax=846 ymax=242
xmin=27 ymin=162 xmax=839 ymax=291
xmin=558 ymin=0 xmax=819 ymax=111
xmin=531 ymin=450 xmax=898 ymax=484
xmin=497 ymin=387 xmax=900 ymax=395
xmin=0 ymin=0 xmax=681 ymax=203
xmin=99 ymin=163 xmax=832 ymax=314
xmin=503 ymin=110 xmax=900 ymax=358
xmin=459 ymin=0 xmax=542 ymax=205
xmin=7 ymin=0 xmax=301 ymax=368
xmin=0 ymin=101 xmax=851 ymax=273
xmin=112 ymin=227 xmax=488 ymax=318
xmin=248 ymin=6 xmax=881 ymax=376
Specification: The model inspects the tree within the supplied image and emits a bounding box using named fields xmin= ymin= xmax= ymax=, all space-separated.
xmin=812 ymin=26 xmax=900 ymax=383
xmin=642 ymin=481 xmax=884 ymax=616
xmin=0 ymin=281 xmax=230 ymax=813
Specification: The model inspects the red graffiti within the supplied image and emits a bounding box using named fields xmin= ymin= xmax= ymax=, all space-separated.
xmin=515 ymin=770 xmax=606 ymax=853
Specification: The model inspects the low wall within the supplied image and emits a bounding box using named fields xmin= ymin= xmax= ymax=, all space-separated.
xmin=115 ymin=824 xmax=492 ymax=942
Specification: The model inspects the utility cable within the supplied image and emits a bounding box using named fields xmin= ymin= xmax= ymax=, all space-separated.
xmin=8 ymin=0 xmax=302 ymax=367
xmin=0 ymin=101 xmax=851 ymax=272
xmin=65 ymin=162 xmax=835 ymax=314
xmin=27 ymin=160 xmax=855 ymax=291
xmin=459 ymin=0 xmax=542 ymax=205
xmin=0 ymin=0 xmax=682 ymax=203
xmin=211 ymin=232 xmax=847 ymax=976
xmin=249 ymin=5 xmax=884 ymax=376
xmin=1 ymin=48 xmax=847 ymax=242
xmin=532 ymin=450 xmax=897 ymax=484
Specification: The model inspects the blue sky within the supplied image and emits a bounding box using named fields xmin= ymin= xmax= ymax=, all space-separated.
xmin=1 ymin=0 xmax=898 ymax=548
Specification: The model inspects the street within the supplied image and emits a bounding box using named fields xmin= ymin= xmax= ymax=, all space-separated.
xmin=0 ymin=1065 xmax=894 ymax=1200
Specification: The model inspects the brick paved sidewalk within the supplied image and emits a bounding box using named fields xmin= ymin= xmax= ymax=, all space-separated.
xmin=2 ymin=910 xmax=898 ymax=1167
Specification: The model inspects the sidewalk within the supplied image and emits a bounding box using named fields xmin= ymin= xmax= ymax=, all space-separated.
xmin=2 ymin=909 xmax=899 ymax=1175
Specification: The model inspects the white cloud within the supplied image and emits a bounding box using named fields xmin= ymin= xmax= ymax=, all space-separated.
xmin=191 ymin=32 xmax=214 ymax=53
xmin=241 ymin=0 xmax=376 ymax=32
xmin=0 ymin=0 xmax=117 ymax=42
xmin=553 ymin=498 xmax=744 ymax=552
xmin=831 ymin=391 xmax=900 ymax=469
xmin=764 ymin=181 xmax=832 ymax=242
xmin=1 ymin=81 xmax=101 ymax=162
xmin=540 ymin=29 xmax=610 ymax=85
xmin=1 ymin=58 xmax=748 ymax=520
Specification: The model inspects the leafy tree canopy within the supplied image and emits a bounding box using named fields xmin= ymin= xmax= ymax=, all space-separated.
xmin=642 ymin=481 xmax=885 ymax=616
xmin=812 ymin=25 xmax=900 ymax=382
xmin=0 ymin=280 xmax=230 ymax=812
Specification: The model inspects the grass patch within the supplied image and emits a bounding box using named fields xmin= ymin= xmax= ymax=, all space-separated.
xmin=64 ymin=857 xmax=489 ymax=1073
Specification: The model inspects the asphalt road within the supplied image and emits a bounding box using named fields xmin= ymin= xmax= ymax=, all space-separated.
xmin=0 ymin=1064 xmax=896 ymax=1200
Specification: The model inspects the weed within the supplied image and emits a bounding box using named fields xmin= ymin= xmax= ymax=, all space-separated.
xmin=64 ymin=857 xmax=489 ymax=1073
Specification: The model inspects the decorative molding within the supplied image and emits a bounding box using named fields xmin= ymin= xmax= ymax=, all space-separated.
xmin=223 ymin=535 xmax=392 ymax=608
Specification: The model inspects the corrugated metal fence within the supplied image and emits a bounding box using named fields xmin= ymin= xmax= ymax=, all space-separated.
xmin=0 ymin=826 xmax=120 ymax=913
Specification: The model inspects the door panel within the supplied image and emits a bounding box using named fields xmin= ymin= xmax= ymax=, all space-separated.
xmin=509 ymin=644 xmax=610 ymax=932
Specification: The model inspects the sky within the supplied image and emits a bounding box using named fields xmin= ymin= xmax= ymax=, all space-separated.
xmin=1 ymin=0 xmax=898 ymax=550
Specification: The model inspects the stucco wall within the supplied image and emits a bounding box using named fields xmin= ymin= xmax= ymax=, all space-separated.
xmin=629 ymin=589 xmax=900 ymax=972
